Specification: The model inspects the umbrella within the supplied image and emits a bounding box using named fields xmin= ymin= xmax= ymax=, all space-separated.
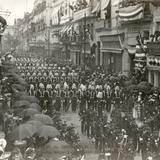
xmin=22 ymin=108 xmax=40 ymax=118
xmin=8 ymin=68 xmax=19 ymax=74
xmin=33 ymin=114 xmax=53 ymax=125
xmin=37 ymin=125 xmax=60 ymax=138
xmin=12 ymin=84 xmax=26 ymax=92
xmin=44 ymin=140 xmax=73 ymax=154
xmin=10 ymin=123 xmax=37 ymax=140
xmin=16 ymin=78 xmax=28 ymax=86
xmin=126 ymin=84 xmax=138 ymax=93
xmin=26 ymin=120 xmax=42 ymax=129
xmin=19 ymin=96 xmax=38 ymax=103
xmin=137 ymin=82 xmax=152 ymax=93
xmin=12 ymin=90 xmax=29 ymax=99
xmin=30 ymin=103 xmax=41 ymax=111
xmin=12 ymin=100 xmax=30 ymax=108
xmin=4 ymin=72 xmax=20 ymax=79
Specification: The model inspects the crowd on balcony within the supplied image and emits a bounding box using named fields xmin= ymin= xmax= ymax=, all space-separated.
xmin=119 ymin=0 xmax=142 ymax=8
xmin=72 ymin=0 xmax=89 ymax=12
xmin=33 ymin=1 xmax=46 ymax=16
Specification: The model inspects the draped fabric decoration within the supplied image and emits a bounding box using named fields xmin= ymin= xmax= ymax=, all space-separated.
xmin=118 ymin=3 xmax=144 ymax=21
xmin=92 ymin=1 xmax=100 ymax=14
xmin=51 ymin=7 xmax=60 ymax=25
xmin=0 ymin=16 xmax=7 ymax=33
xmin=101 ymin=0 xmax=110 ymax=11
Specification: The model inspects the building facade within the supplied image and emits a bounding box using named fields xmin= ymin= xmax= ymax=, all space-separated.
xmin=13 ymin=0 xmax=160 ymax=78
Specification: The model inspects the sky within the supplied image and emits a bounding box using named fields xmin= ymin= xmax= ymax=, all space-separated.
xmin=0 ymin=0 xmax=35 ymax=25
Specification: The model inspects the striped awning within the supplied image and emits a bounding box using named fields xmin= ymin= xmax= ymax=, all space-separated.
xmin=101 ymin=0 xmax=110 ymax=11
xmin=92 ymin=1 xmax=100 ymax=14
xmin=118 ymin=3 xmax=144 ymax=21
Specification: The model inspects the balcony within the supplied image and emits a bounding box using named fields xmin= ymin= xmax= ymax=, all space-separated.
xmin=118 ymin=3 xmax=153 ymax=23
xmin=95 ymin=19 xmax=111 ymax=32
xmin=73 ymin=7 xmax=93 ymax=21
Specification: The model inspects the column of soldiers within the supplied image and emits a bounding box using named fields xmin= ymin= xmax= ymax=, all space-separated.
xmin=15 ymin=57 xmax=160 ymax=160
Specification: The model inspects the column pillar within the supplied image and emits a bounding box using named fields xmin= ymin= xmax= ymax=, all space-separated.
xmin=148 ymin=70 xmax=152 ymax=84
xmin=154 ymin=71 xmax=159 ymax=87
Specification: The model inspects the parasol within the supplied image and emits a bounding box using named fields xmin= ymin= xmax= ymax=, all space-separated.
xmin=10 ymin=123 xmax=37 ymax=140
xmin=22 ymin=108 xmax=40 ymax=118
xmin=36 ymin=125 xmax=60 ymax=138
xmin=12 ymin=91 xmax=29 ymax=99
xmin=26 ymin=120 xmax=42 ymax=129
xmin=12 ymin=100 xmax=31 ymax=108
xmin=12 ymin=84 xmax=26 ymax=92
xmin=33 ymin=114 xmax=53 ymax=125
xmin=19 ymin=96 xmax=38 ymax=103
xmin=8 ymin=68 xmax=19 ymax=74
xmin=126 ymin=84 xmax=138 ymax=93
xmin=137 ymin=81 xmax=152 ymax=93
xmin=44 ymin=140 xmax=73 ymax=154
xmin=16 ymin=78 xmax=28 ymax=86
xmin=30 ymin=103 xmax=41 ymax=111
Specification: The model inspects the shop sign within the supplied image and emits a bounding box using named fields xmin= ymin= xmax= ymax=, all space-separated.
xmin=147 ymin=42 xmax=160 ymax=56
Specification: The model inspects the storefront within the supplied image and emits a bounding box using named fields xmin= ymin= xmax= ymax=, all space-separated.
xmin=100 ymin=34 xmax=123 ymax=73
xmin=29 ymin=41 xmax=45 ymax=56
xmin=51 ymin=43 xmax=63 ymax=60
xmin=147 ymin=42 xmax=160 ymax=87
xmin=70 ymin=43 xmax=81 ymax=65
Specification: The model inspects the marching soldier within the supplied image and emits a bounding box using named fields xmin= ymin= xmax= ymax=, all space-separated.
xmin=71 ymin=90 xmax=78 ymax=112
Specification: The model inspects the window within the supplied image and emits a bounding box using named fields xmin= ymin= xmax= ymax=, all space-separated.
xmin=87 ymin=24 xmax=90 ymax=33
xmin=143 ymin=30 xmax=149 ymax=40
xmin=151 ymin=71 xmax=154 ymax=85
xmin=91 ymin=23 xmax=94 ymax=39
xmin=144 ymin=3 xmax=150 ymax=15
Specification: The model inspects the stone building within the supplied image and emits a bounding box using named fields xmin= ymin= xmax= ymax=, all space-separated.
xmin=13 ymin=0 xmax=160 ymax=78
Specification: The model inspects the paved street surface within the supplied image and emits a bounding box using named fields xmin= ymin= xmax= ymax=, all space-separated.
xmin=61 ymin=112 xmax=143 ymax=160
xmin=61 ymin=112 xmax=95 ymax=153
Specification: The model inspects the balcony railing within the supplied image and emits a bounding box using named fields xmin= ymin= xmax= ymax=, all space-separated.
xmin=60 ymin=35 xmax=90 ymax=44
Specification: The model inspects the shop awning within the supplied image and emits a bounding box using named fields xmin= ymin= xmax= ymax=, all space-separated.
xmin=66 ymin=25 xmax=72 ymax=33
xmin=92 ymin=1 xmax=101 ymax=14
xmin=100 ymin=34 xmax=123 ymax=54
xmin=118 ymin=3 xmax=144 ymax=21
xmin=101 ymin=0 xmax=110 ymax=11
xmin=60 ymin=26 xmax=67 ymax=33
